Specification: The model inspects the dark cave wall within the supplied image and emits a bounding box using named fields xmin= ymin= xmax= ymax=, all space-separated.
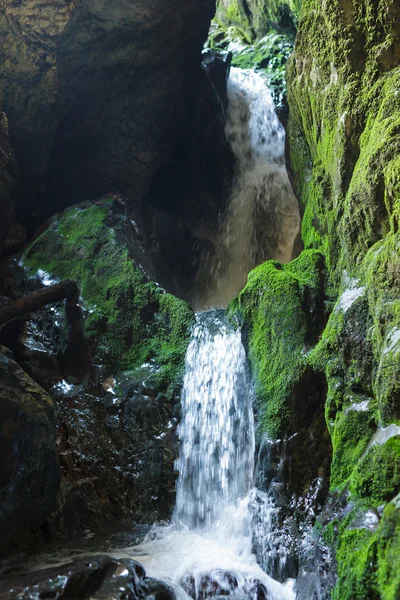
xmin=0 ymin=0 xmax=216 ymax=225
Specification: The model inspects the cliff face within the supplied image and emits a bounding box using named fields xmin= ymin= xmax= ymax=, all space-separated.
xmin=224 ymin=0 xmax=400 ymax=597
xmin=0 ymin=0 xmax=215 ymax=224
xmin=286 ymin=1 xmax=400 ymax=597
xmin=0 ymin=105 xmax=16 ymax=255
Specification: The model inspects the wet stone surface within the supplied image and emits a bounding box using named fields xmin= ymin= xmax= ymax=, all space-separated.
xmin=0 ymin=554 xmax=175 ymax=600
xmin=181 ymin=570 xmax=270 ymax=600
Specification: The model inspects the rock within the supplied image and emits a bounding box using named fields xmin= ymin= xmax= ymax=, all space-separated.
xmin=0 ymin=105 xmax=17 ymax=256
xmin=285 ymin=1 xmax=400 ymax=597
xmin=0 ymin=555 xmax=149 ymax=600
xmin=143 ymin=578 xmax=176 ymax=600
xmin=0 ymin=351 xmax=60 ymax=553
xmin=21 ymin=198 xmax=194 ymax=387
xmin=0 ymin=0 xmax=215 ymax=226
xmin=4 ymin=198 xmax=194 ymax=538
xmin=181 ymin=571 xmax=270 ymax=600
xmin=2 ymin=222 xmax=27 ymax=257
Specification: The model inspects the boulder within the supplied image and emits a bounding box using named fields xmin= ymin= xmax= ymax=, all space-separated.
xmin=0 ymin=351 xmax=60 ymax=552
xmin=0 ymin=554 xmax=159 ymax=600
xmin=6 ymin=197 xmax=194 ymax=536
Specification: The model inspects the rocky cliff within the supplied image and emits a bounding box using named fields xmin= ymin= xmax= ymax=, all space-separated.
xmin=0 ymin=0 xmax=216 ymax=230
xmin=226 ymin=0 xmax=400 ymax=597
xmin=286 ymin=2 xmax=400 ymax=597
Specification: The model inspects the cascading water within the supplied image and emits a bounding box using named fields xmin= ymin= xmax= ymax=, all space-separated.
xmin=174 ymin=310 xmax=254 ymax=528
xmin=197 ymin=68 xmax=300 ymax=308
xmin=126 ymin=311 xmax=294 ymax=600
xmin=121 ymin=66 xmax=300 ymax=600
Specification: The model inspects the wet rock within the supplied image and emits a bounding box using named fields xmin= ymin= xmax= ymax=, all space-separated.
xmin=0 ymin=105 xmax=17 ymax=256
xmin=0 ymin=351 xmax=60 ymax=553
xmin=0 ymin=199 xmax=194 ymax=540
xmin=3 ymin=222 xmax=28 ymax=257
xmin=202 ymin=50 xmax=232 ymax=100
xmin=181 ymin=571 xmax=269 ymax=600
xmin=143 ymin=578 xmax=176 ymax=600
xmin=0 ymin=555 xmax=149 ymax=600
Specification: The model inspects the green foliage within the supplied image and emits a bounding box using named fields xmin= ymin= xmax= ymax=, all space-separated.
xmin=207 ymin=22 xmax=293 ymax=111
xmin=214 ymin=0 xmax=301 ymax=41
xmin=23 ymin=200 xmax=194 ymax=395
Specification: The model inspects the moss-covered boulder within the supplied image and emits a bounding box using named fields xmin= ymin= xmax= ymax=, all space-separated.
xmin=0 ymin=350 xmax=60 ymax=552
xmin=16 ymin=198 xmax=194 ymax=532
xmin=229 ymin=250 xmax=325 ymax=438
xmin=22 ymin=198 xmax=194 ymax=395
xmin=229 ymin=251 xmax=331 ymax=507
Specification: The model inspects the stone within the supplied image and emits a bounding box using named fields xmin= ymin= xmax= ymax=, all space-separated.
xmin=0 ymin=0 xmax=215 ymax=226
xmin=0 ymin=105 xmax=17 ymax=256
xmin=0 ymin=351 xmax=60 ymax=552
xmin=0 ymin=555 xmax=149 ymax=600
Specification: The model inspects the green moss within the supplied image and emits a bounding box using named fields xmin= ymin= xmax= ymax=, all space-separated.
xmin=22 ymin=200 xmax=194 ymax=394
xmin=334 ymin=496 xmax=400 ymax=600
xmin=350 ymin=436 xmax=400 ymax=506
xmin=229 ymin=249 xmax=324 ymax=438
xmin=215 ymin=0 xmax=301 ymax=40
xmin=362 ymin=234 xmax=400 ymax=422
xmin=330 ymin=396 xmax=377 ymax=491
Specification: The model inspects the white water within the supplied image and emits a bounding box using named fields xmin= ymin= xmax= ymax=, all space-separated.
xmin=174 ymin=311 xmax=254 ymax=527
xmin=199 ymin=68 xmax=300 ymax=308
xmin=120 ymin=67 xmax=301 ymax=600
xmin=124 ymin=312 xmax=294 ymax=600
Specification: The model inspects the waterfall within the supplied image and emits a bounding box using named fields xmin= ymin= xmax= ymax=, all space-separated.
xmin=123 ymin=64 xmax=301 ymax=600
xmin=128 ymin=312 xmax=295 ymax=600
xmin=197 ymin=68 xmax=300 ymax=309
xmin=174 ymin=310 xmax=254 ymax=528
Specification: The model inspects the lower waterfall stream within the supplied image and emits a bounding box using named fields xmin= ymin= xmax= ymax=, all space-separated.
xmin=125 ymin=312 xmax=295 ymax=600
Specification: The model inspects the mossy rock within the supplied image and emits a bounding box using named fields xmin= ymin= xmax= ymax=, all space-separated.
xmin=215 ymin=0 xmax=301 ymax=41
xmin=228 ymin=249 xmax=325 ymax=438
xmin=334 ymin=496 xmax=400 ymax=600
xmin=286 ymin=1 xmax=400 ymax=594
xmin=22 ymin=199 xmax=194 ymax=396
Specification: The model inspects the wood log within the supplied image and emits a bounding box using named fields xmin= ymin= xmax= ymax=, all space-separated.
xmin=0 ymin=280 xmax=79 ymax=326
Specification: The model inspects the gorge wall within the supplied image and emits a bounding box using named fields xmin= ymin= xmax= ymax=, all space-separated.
xmin=286 ymin=2 xmax=400 ymax=597
xmin=222 ymin=0 xmax=400 ymax=597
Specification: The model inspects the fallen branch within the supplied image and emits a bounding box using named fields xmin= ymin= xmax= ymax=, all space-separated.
xmin=0 ymin=280 xmax=79 ymax=326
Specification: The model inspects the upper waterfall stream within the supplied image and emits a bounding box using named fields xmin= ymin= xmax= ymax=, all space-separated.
xmin=197 ymin=68 xmax=300 ymax=309
xmin=125 ymin=311 xmax=294 ymax=600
